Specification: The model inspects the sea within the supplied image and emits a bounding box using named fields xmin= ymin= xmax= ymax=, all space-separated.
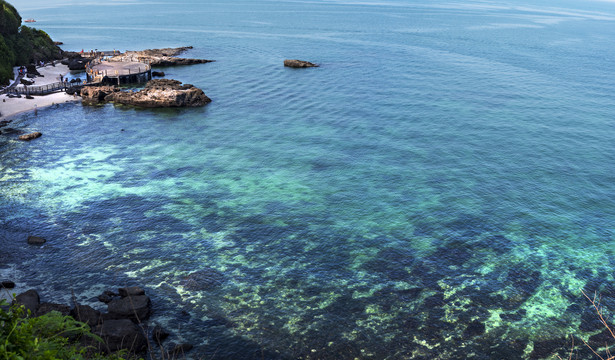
xmin=2 ymin=0 xmax=615 ymax=358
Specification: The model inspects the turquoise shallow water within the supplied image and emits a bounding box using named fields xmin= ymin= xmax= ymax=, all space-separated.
xmin=2 ymin=0 xmax=615 ymax=358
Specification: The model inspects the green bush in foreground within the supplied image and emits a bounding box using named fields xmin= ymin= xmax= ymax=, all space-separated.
xmin=0 ymin=299 xmax=132 ymax=360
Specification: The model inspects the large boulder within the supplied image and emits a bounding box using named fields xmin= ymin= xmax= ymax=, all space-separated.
xmin=107 ymin=295 xmax=151 ymax=322
xmin=37 ymin=302 xmax=71 ymax=317
xmin=19 ymin=132 xmax=42 ymax=141
xmin=71 ymin=304 xmax=101 ymax=328
xmin=80 ymin=86 xmax=119 ymax=105
xmin=92 ymin=319 xmax=147 ymax=353
xmin=118 ymin=286 xmax=145 ymax=297
xmin=14 ymin=289 xmax=40 ymax=315
xmin=284 ymin=59 xmax=319 ymax=68
xmin=105 ymin=79 xmax=211 ymax=107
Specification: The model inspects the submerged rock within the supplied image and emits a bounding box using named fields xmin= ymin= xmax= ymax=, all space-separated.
xmin=26 ymin=235 xmax=46 ymax=244
xmin=181 ymin=268 xmax=224 ymax=290
xmin=152 ymin=324 xmax=170 ymax=345
xmin=284 ymin=59 xmax=319 ymax=68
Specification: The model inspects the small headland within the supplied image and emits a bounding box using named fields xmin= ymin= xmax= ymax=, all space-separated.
xmin=81 ymin=79 xmax=211 ymax=107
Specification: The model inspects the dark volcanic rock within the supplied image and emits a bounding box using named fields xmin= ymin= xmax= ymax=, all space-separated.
xmin=152 ymin=324 xmax=170 ymax=345
xmin=463 ymin=320 xmax=486 ymax=338
xmin=27 ymin=235 xmax=46 ymax=244
xmin=284 ymin=59 xmax=319 ymax=68
xmin=20 ymin=78 xmax=34 ymax=85
xmin=107 ymin=295 xmax=151 ymax=322
xmin=19 ymin=132 xmax=42 ymax=141
xmin=171 ymin=343 xmax=194 ymax=356
xmin=119 ymin=286 xmax=145 ymax=297
xmin=105 ymin=79 xmax=211 ymax=108
xmin=92 ymin=319 xmax=147 ymax=353
xmin=151 ymin=71 xmax=165 ymax=77
xmin=37 ymin=302 xmax=71 ymax=316
xmin=14 ymin=289 xmax=40 ymax=314
xmin=1 ymin=280 xmax=15 ymax=289
xmin=71 ymin=304 xmax=101 ymax=328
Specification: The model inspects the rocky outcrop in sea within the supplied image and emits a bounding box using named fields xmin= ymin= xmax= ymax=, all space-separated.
xmin=80 ymin=79 xmax=211 ymax=108
xmin=284 ymin=59 xmax=319 ymax=68
xmin=110 ymin=46 xmax=214 ymax=67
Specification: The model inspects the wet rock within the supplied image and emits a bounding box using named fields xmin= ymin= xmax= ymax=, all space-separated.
xmin=170 ymin=343 xmax=194 ymax=356
xmin=119 ymin=286 xmax=145 ymax=297
xmin=37 ymin=302 xmax=71 ymax=316
xmin=181 ymin=267 xmax=224 ymax=290
xmin=152 ymin=324 xmax=170 ymax=345
xmin=284 ymin=59 xmax=319 ymax=68
xmin=71 ymin=304 xmax=101 ymax=328
xmin=14 ymin=289 xmax=40 ymax=315
xmin=98 ymin=292 xmax=113 ymax=303
xmin=107 ymin=295 xmax=151 ymax=322
xmin=19 ymin=132 xmax=42 ymax=141
xmin=105 ymin=79 xmax=211 ymax=108
xmin=92 ymin=319 xmax=147 ymax=353
xmin=1 ymin=280 xmax=15 ymax=289
xmin=462 ymin=320 xmax=485 ymax=338
xmin=0 ymin=120 xmax=11 ymax=128
xmin=151 ymin=71 xmax=165 ymax=77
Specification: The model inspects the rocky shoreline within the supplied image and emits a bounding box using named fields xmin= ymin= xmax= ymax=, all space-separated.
xmin=6 ymin=286 xmax=193 ymax=357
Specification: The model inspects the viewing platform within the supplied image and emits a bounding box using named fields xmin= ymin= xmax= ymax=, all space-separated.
xmin=86 ymin=58 xmax=152 ymax=85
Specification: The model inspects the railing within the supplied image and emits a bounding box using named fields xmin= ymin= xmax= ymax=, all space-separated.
xmin=7 ymin=81 xmax=83 ymax=96
xmin=85 ymin=58 xmax=151 ymax=83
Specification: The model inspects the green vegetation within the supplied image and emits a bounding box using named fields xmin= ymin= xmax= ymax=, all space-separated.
xmin=0 ymin=299 xmax=131 ymax=360
xmin=0 ymin=0 xmax=62 ymax=85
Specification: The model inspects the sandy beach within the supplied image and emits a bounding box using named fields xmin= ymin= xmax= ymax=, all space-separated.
xmin=0 ymin=63 xmax=79 ymax=121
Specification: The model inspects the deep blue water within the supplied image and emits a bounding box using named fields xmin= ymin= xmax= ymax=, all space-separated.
xmin=2 ymin=0 xmax=615 ymax=358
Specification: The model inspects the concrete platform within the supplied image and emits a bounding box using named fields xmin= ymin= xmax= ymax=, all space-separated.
xmin=88 ymin=60 xmax=151 ymax=84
